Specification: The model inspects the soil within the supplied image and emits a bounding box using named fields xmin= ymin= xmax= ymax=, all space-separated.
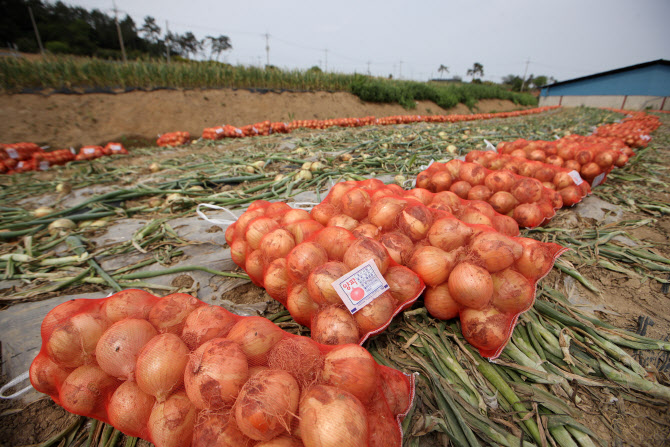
xmin=0 ymin=88 xmax=522 ymax=148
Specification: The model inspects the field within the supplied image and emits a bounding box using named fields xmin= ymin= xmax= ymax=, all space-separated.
xmin=0 ymin=104 xmax=669 ymax=447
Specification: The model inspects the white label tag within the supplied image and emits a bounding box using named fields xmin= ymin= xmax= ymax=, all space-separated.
xmin=567 ymin=170 xmax=584 ymax=185
xmin=640 ymin=135 xmax=651 ymax=141
xmin=592 ymin=172 xmax=606 ymax=188
xmin=484 ymin=139 xmax=497 ymax=152
xmin=6 ymin=148 xmax=18 ymax=159
xmin=215 ymin=128 xmax=224 ymax=134
xmin=39 ymin=161 xmax=50 ymax=170
xmin=332 ymin=259 xmax=390 ymax=314
xmin=83 ymin=148 xmax=96 ymax=155
xmin=235 ymin=128 xmax=243 ymax=135
xmin=110 ymin=144 xmax=121 ymax=151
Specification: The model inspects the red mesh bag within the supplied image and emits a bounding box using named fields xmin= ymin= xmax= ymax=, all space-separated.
xmin=416 ymin=159 xmax=562 ymax=228
xmin=157 ymin=131 xmax=190 ymax=147
xmin=103 ymin=142 xmax=128 ymax=156
xmin=1 ymin=142 xmax=43 ymax=161
xmin=464 ymin=150 xmax=592 ymax=207
xmin=225 ymin=197 xmax=426 ymax=346
xmin=75 ymin=146 xmax=105 ymax=161
xmin=30 ymin=290 xmax=415 ymax=447
xmin=594 ymin=112 xmax=660 ymax=148
xmin=33 ymin=149 xmax=76 ymax=168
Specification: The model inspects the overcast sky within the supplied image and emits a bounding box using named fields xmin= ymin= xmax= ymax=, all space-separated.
xmin=64 ymin=0 xmax=670 ymax=83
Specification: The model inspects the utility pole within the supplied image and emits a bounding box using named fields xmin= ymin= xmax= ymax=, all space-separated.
xmin=399 ymin=60 xmax=403 ymax=79
xmin=521 ymin=58 xmax=530 ymax=91
xmin=112 ymin=1 xmax=127 ymax=63
xmin=165 ymin=21 xmax=170 ymax=63
xmin=265 ymin=33 xmax=270 ymax=67
xmin=367 ymin=61 xmax=371 ymax=75
xmin=27 ymin=6 xmax=44 ymax=54
xmin=324 ymin=49 xmax=328 ymax=72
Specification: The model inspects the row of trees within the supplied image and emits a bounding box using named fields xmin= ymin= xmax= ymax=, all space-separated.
xmin=1 ymin=0 xmax=232 ymax=61
xmin=437 ymin=63 xmax=555 ymax=89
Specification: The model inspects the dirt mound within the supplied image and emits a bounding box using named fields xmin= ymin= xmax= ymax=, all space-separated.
xmin=0 ymin=89 xmax=524 ymax=148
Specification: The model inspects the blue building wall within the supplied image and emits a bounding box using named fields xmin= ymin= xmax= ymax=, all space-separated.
xmin=541 ymin=64 xmax=670 ymax=97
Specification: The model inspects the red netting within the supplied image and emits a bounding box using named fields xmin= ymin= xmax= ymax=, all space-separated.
xmin=157 ymin=131 xmax=190 ymax=147
xmin=31 ymin=290 xmax=415 ymax=447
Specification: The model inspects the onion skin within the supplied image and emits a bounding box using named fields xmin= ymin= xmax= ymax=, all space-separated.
xmin=184 ymin=338 xmax=249 ymax=409
xmin=108 ymin=381 xmax=155 ymax=437
xmin=484 ymin=171 xmax=516 ymax=192
xmin=245 ymin=249 xmax=266 ymax=285
xmin=428 ymin=218 xmax=473 ymax=252
xmin=192 ymin=412 xmax=252 ymax=447
xmin=264 ymin=258 xmax=291 ymax=304
xmin=59 ymin=365 xmax=119 ymax=418
xmin=231 ymin=240 xmax=249 ymax=268
xmin=369 ymin=197 xmax=406 ymax=230
xmin=343 ymin=237 xmax=390 ymax=274
xmin=328 ymin=182 xmax=355 ymax=205
xmin=430 ymin=191 xmax=462 ymax=214
xmin=287 ymin=242 xmax=329 ymax=282
xmin=327 ymin=214 xmax=359 ymax=232
xmin=488 ymin=191 xmax=517 ymax=215
xmin=234 ymin=208 xmax=266 ymax=240
xmin=459 ymin=163 xmax=487 ymax=186
xmin=299 ymin=385 xmax=368 ymax=447
xmin=431 ymin=170 xmax=453 ymax=192
xmin=384 ymin=266 xmax=424 ymax=304
xmin=95 ymin=318 xmax=158 ymax=381
xmin=307 ymin=262 xmax=350 ymax=305
xmin=311 ymin=203 xmax=338 ymax=226
xmin=281 ymin=209 xmax=312 ymax=225
xmin=353 ymin=291 xmax=397 ymax=334
xmin=408 ymin=246 xmax=458 ymax=287
xmin=181 ymin=305 xmax=236 ymax=350
xmin=513 ymin=203 xmax=544 ymax=228
xmin=260 ymin=229 xmax=296 ymax=261
xmin=101 ymin=289 xmax=156 ymax=323
xmin=227 ymin=317 xmax=284 ymax=365
xmin=468 ymin=185 xmax=493 ymax=202
xmin=559 ymin=185 xmax=584 ymax=207
xmin=47 ymin=312 xmax=109 ymax=368
xmin=136 ymin=333 xmax=189 ymax=401
xmin=341 ymin=188 xmax=372 ymax=220
xmin=286 ymin=284 xmax=320 ymax=327
xmin=491 ymin=269 xmax=535 ymax=313
xmin=246 ymin=217 xmax=281 ymax=250
xmin=469 ymin=232 xmax=523 ymax=273
xmin=515 ymin=238 xmax=555 ymax=280
xmin=424 ymin=284 xmax=460 ymax=320
xmin=268 ymin=337 xmax=323 ymax=388
xmin=352 ymin=223 xmax=380 ymax=240
xmin=460 ymin=307 xmax=509 ymax=353
xmin=380 ymin=232 xmax=414 ymax=265
xmin=322 ymin=345 xmax=378 ymax=404
xmin=448 ymin=263 xmax=493 ymax=310
xmin=286 ymin=220 xmax=324 ymax=244
xmin=148 ymin=293 xmax=204 ymax=335
xmin=459 ymin=210 xmax=493 ymax=227
xmin=403 ymin=188 xmax=433 ymax=205
xmin=29 ymin=355 xmax=72 ymax=396
xmin=450 ymin=181 xmax=472 ymax=199
xmin=311 ymin=306 xmax=360 ymax=345
xmin=397 ymin=205 xmax=433 ymax=241
xmin=313 ymin=227 xmax=356 ymax=261
xmin=41 ymin=300 xmax=91 ymax=340
xmin=379 ymin=367 xmax=411 ymax=416
xmin=255 ymin=435 xmax=304 ymax=447
xmin=148 ymin=392 xmax=197 ymax=447
xmin=511 ymin=178 xmax=543 ymax=204
xmin=234 ymin=369 xmax=300 ymax=441
xmin=492 ymin=215 xmax=520 ymax=237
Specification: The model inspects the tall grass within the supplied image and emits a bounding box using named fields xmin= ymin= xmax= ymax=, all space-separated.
xmin=0 ymin=55 xmax=537 ymax=109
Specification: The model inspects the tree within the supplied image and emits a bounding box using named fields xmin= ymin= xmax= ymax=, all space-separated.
xmin=438 ymin=64 xmax=449 ymax=78
xmin=177 ymin=31 xmax=202 ymax=59
xmin=140 ymin=16 xmax=161 ymax=43
xmin=206 ymin=35 xmax=232 ymax=61
xmin=467 ymin=62 xmax=484 ymax=81
xmin=502 ymin=74 xmax=524 ymax=91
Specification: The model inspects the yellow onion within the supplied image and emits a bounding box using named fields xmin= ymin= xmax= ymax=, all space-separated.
xmin=424 ymin=283 xmax=460 ymax=320
xmin=397 ymin=204 xmax=432 ymax=241
xmin=484 ymin=170 xmax=516 ymax=192
xmin=513 ymin=203 xmax=544 ymax=228
xmin=311 ymin=306 xmax=360 ymax=345
xmin=427 ymin=217 xmax=473 ymax=252
xmin=460 ymin=307 xmax=509 ymax=352
xmin=148 ymin=292 xmax=203 ymax=334
xmin=267 ymin=337 xmax=323 ymax=388
xmin=230 ymin=240 xmax=249 ymax=268
xmin=285 ymin=219 xmax=324 ymax=244
xmin=286 ymin=242 xmax=329 ymax=282
xmin=226 ymin=316 xmax=284 ymax=364
xmin=369 ymin=197 xmax=406 ymax=230
xmin=47 ymin=312 xmax=109 ymax=368
xmin=408 ymin=246 xmax=459 ymax=287
xmin=311 ymin=202 xmax=338 ymax=225
xmin=402 ymin=188 xmax=433 ymax=205
xmin=148 ymin=392 xmax=197 ymax=447
xmin=444 ymin=159 xmax=463 ymax=178
xmin=459 ymin=163 xmax=487 ymax=185
xmin=192 ymin=412 xmax=252 ymax=447
xmin=352 ymin=223 xmax=381 ymax=239
xmin=307 ymin=261 xmax=349 ymax=305
xmin=29 ymin=355 xmax=72 ymax=397
xmin=511 ymin=178 xmax=543 ymax=204
xmin=514 ymin=238 xmax=555 ymax=280
xmin=469 ymin=232 xmax=523 ymax=273
xmin=492 ymin=215 xmax=520 ymax=237
xmin=246 ymin=217 xmax=281 ymax=250
xmin=343 ymin=237 xmax=390 ymax=274
xmin=327 ymin=214 xmax=359 ymax=231
xmin=488 ymin=191 xmax=518 ymax=215
xmin=491 ymin=268 xmax=535 ymax=313
xmin=429 ymin=191 xmax=463 ymax=214
xmin=448 ymin=262 xmax=493 ymax=309
xmin=468 ymin=185 xmax=493 ymax=202
xmin=313 ymin=227 xmax=356 ymax=261
xmin=181 ymin=305 xmax=236 ymax=350
xmin=431 ymin=170 xmax=453 ymax=192
xmin=260 ymin=229 xmax=296 ymax=261
xmin=33 ymin=206 xmax=54 ymax=218
xmin=380 ymin=232 xmax=414 ymax=265
xmin=234 ymin=208 xmax=266 ymax=239
xmin=108 ymin=381 xmax=155 ymax=437
xmin=59 ymin=365 xmax=118 ymax=418
xmin=384 ymin=265 xmax=424 ymax=304
xmin=100 ymin=289 xmax=156 ymax=323
xmin=328 ymin=182 xmax=356 ymax=205
xmin=245 ymin=249 xmax=265 ymax=284
xmin=135 ymin=333 xmax=189 ymax=401
xmin=449 ymin=180 xmax=471 ymax=199
xmin=353 ymin=291 xmax=397 ymax=334
xmin=264 ymin=258 xmax=291 ymax=304
xmin=322 ymin=344 xmax=377 ymax=404
xmin=280 ymin=209 xmax=312 ymax=225
xmin=286 ymin=284 xmax=320 ymax=327
xmin=341 ymin=187 xmax=372 ymax=220
xmin=95 ymin=319 xmax=158 ymax=381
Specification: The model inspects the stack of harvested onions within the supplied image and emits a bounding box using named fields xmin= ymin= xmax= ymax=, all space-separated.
xmin=464 ymin=150 xmax=592 ymax=206
xmin=225 ymin=195 xmax=426 ymax=346
xmin=310 ymin=179 xmax=567 ymax=358
xmin=416 ymin=159 xmax=563 ymax=228
xmin=31 ymin=289 xmax=415 ymax=447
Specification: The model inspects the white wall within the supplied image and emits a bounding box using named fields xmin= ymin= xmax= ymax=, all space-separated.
xmin=539 ymin=95 xmax=669 ymax=110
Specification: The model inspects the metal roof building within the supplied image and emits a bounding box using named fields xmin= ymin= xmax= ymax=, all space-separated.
xmin=539 ymin=59 xmax=670 ymax=110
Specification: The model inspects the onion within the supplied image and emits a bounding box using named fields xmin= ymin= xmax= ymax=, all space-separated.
xmin=449 ymin=180 xmax=471 ymax=199
xmin=513 ymin=203 xmax=544 ymax=228
xmin=545 ymin=155 xmax=564 ymax=166
xmin=444 ymin=159 xmax=463 ymax=178
xmin=511 ymin=178 xmax=543 ymax=203
xmin=59 ymin=365 xmax=118 ymax=417
xmin=397 ymin=204 xmax=432 ymax=241
xmin=286 ymin=242 xmax=329 ymax=282
xmin=431 ymin=170 xmax=453 ymax=191
xmin=343 ymin=238 xmax=390 ymax=274
xmin=384 ymin=183 xmax=405 ymax=196
xmin=265 ymin=202 xmax=293 ymax=217
xmin=615 ymin=153 xmax=629 ymax=167
xmin=488 ymin=191 xmax=518 ymax=215
xmin=427 ymin=217 xmax=473 ymax=251
xmin=553 ymin=171 xmax=576 ymax=189
xmin=575 ymin=149 xmax=593 ymax=165
xmin=380 ymin=232 xmax=414 ymax=265
xmin=517 ymin=162 xmax=538 ymax=179
xmin=307 ymin=262 xmax=350 ymax=305
xmin=528 ymin=149 xmax=546 ymax=162
xmin=515 ymin=238 xmax=555 ymax=280
xmin=225 ymin=223 xmax=236 ymax=245
xmin=492 ymin=215 xmax=520 ymax=237
xmin=408 ymin=246 xmax=458 ymax=287
xmin=234 ymin=208 xmax=266 ymax=240
xmin=379 ymin=367 xmax=411 ymax=416
xmin=491 ymin=268 xmax=535 ymax=313
xmin=313 ymin=227 xmax=356 ymax=261
xmin=260 ymin=229 xmax=296 ymax=261
xmin=353 ymin=291 xmax=397 ymax=334
xmin=352 ymin=223 xmax=381 ymax=239
xmin=547 ymin=189 xmax=563 ymax=209
xmin=264 ymin=258 xmax=291 ymax=304
xmin=322 ymin=345 xmax=377 ymax=404
xmin=467 ymin=185 xmax=493 ymax=202
xmin=286 ymin=284 xmax=319 ymax=327
xmin=245 ymin=249 xmax=266 ymax=284
xmin=403 ymin=188 xmax=434 ymax=205
xmin=249 ymin=200 xmax=272 ymax=211
xmin=185 ymin=338 xmax=249 ymax=409
xmin=47 ymin=312 xmax=109 ymax=368
xmin=430 ymin=191 xmax=462 ymax=214
xmin=459 ymin=210 xmax=493 ymax=227
xmin=235 ymin=369 xmax=300 ymax=441
xmin=192 ymin=412 xmax=252 ymax=447
xmin=29 ymin=354 xmax=72 ymax=396
xmin=328 ymin=182 xmax=355 ymax=205
xmin=463 ymin=200 xmax=496 ymax=219
xmin=510 ymin=149 xmax=527 ymax=158
xmin=559 ymin=185 xmax=583 ymax=207
xmin=148 ymin=293 xmax=203 ymax=334
xmin=535 ymin=166 xmax=556 ymax=183
xmin=557 ymin=144 xmax=576 ymax=160
xmin=182 ymin=305 xmax=236 ymax=350
xmin=311 ymin=306 xmax=360 ymax=345
xmin=469 ymin=232 xmax=523 ymax=273
xmin=460 ymin=307 xmax=509 ymax=352
xmin=299 ymin=385 xmax=368 ymax=447
xmin=564 ymin=160 xmax=581 ymax=171
xmin=310 ymin=202 xmax=338 ymax=225
xmin=424 ymin=283 xmax=460 ymax=320
xmin=246 ymin=217 xmax=281 ymax=250
xmin=359 ymin=178 xmax=385 ymax=190
xmin=95 ymin=319 xmax=158 ymax=381
xmin=41 ymin=299 xmax=92 ymax=340
xmin=108 ymin=381 xmax=155 ymax=437
xmin=448 ymin=262 xmax=493 ymax=309
xmin=367 ymin=389 xmax=402 ymax=447
xmin=369 ymin=197 xmax=405 ymax=230
xmin=226 ymin=316 xmax=284 ymax=364
xmin=580 ymin=162 xmax=602 ymax=181
xmin=484 ymin=171 xmax=516 ymax=192
xmin=148 ymin=392 xmax=197 ymax=447
xmin=136 ymin=333 xmax=189 ymax=401
xmin=231 ymin=240 xmax=249 ymax=268
xmin=285 ymin=220 xmax=324 ymax=244
xmin=341 ymin=188 xmax=372 ymax=220
xmin=101 ymin=289 xmax=156 ymax=323
xmin=371 ymin=188 xmax=394 ymax=202
xmin=459 ymin=163 xmax=487 ymax=185
xmin=268 ymin=337 xmax=323 ymax=387
xmin=415 ymin=171 xmax=432 ymax=189
xmin=327 ymin=214 xmax=359 ymax=231
xmin=281 ymin=209 xmax=312 ymax=225
xmin=384 ymin=266 xmax=424 ymax=304
xmin=255 ymin=435 xmax=304 ymax=447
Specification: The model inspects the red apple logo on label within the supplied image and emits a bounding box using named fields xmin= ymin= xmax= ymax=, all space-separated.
xmin=350 ymin=287 xmax=365 ymax=301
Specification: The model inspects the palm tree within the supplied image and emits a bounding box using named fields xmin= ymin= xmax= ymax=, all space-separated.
xmin=438 ymin=64 xmax=449 ymax=79
xmin=466 ymin=62 xmax=484 ymax=80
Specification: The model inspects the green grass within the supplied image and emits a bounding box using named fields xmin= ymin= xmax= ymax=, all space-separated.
xmin=0 ymin=55 xmax=538 ymax=110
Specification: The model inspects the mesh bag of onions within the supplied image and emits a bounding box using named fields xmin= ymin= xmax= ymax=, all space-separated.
xmin=225 ymin=196 xmax=426 ymax=346
xmin=463 ymin=150 xmax=592 ymax=207
xmin=309 ymin=179 xmax=567 ymax=358
xmin=31 ymin=289 xmax=416 ymax=447
xmin=416 ymin=159 xmax=564 ymax=228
